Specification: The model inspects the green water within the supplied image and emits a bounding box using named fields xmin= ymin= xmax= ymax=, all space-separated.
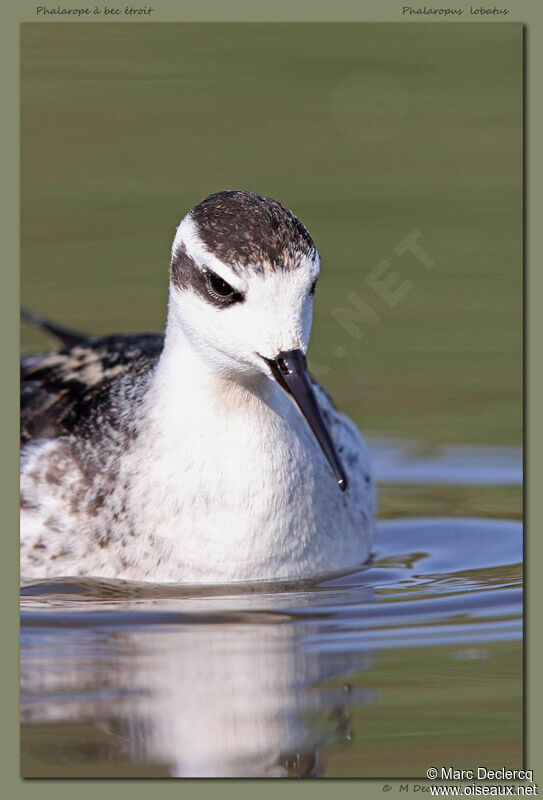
xmin=322 ymin=642 xmax=522 ymax=778
xmin=21 ymin=642 xmax=522 ymax=778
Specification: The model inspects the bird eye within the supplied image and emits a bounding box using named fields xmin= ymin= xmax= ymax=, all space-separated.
xmin=204 ymin=271 xmax=243 ymax=304
xmin=309 ymin=278 xmax=318 ymax=296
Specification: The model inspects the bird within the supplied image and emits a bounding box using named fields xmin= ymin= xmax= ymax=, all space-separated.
xmin=20 ymin=190 xmax=376 ymax=584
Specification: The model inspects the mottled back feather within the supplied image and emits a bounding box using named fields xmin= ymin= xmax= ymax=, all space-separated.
xmin=21 ymin=334 xmax=164 ymax=445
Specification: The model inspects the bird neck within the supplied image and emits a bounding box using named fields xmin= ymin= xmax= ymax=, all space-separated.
xmin=148 ymin=308 xmax=285 ymax=428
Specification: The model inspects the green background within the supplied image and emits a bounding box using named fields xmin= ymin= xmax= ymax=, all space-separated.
xmin=20 ymin=22 xmax=522 ymax=448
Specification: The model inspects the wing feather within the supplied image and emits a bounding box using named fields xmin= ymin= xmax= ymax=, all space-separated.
xmin=20 ymin=334 xmax=164 ymax=445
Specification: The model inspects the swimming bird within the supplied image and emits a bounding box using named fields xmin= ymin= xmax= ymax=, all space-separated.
xmin=20 ymin=191 xmax=375 ymax=584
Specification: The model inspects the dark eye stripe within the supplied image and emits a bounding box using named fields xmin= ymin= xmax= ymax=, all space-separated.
xmin=170 ymin=245 xmax=245 ymax=309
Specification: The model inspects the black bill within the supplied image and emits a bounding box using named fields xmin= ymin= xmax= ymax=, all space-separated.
xmin=262 ymin=349 xmax=348 ymax=492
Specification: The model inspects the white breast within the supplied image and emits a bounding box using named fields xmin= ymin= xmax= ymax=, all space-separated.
xmin=117 ymin=364 xmax=375 ymax=583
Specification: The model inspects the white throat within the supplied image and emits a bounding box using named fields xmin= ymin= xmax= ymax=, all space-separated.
xmin=153 ymin=298 xmax=282 ymax=422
